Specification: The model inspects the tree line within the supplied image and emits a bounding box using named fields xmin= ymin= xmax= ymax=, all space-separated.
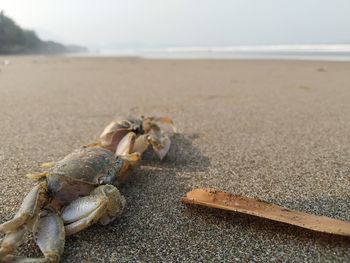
xmin=0 ymin=11 xmax=86 ymax=54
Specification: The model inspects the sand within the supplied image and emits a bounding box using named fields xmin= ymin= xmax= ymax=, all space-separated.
xmin=0 ymin=56 xmax=350 ymax=262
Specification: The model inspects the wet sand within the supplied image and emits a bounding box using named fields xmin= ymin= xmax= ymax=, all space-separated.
xmin=0 ymin=56 xmax=350 ymax=262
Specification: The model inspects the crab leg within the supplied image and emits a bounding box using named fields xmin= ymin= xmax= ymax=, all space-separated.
xmin=61 ymin=185 xmax=125 ymax=236
xmin=0 ymin=182 xmax=47 ymax=233
xmin=34 ymin=212 xmax=65 ymax=263
xmin=3 ymin=212 xmax=65 ymax=263
xmin=0 ymin=227 xmax=26 ymax=259
xmin=40 ymin=162 xmax=56 ymax=169
xmin=0 ymin=183 xmax=48 ymax=260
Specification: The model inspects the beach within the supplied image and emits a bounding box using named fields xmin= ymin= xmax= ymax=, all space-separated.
xmin=0 ymin=56 xmax=350 ymax=262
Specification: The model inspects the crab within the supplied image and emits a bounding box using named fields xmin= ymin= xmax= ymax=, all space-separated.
xmin=0 ymin=116 xmax=175 ymax=263
xmin=97 ymin=116 xmax=175 ymax=159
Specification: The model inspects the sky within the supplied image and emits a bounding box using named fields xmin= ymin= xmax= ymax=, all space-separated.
xmin=1 ymin=0 xmax=350 ymax=49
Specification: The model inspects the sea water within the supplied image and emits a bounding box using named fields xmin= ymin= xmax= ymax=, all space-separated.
xmin=72 ymin=44 xmax=350 ymax=61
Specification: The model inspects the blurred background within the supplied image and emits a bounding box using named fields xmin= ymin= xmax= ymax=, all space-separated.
xmin=1 ymin=0 xmax=350 ymax=59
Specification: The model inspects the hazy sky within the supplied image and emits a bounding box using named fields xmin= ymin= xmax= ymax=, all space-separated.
xmin=1 ymin=0 xmax=350 ymax=49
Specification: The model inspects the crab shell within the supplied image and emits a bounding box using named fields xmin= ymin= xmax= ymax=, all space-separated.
xmin=46 ymin=147 xmax=122 ymax=206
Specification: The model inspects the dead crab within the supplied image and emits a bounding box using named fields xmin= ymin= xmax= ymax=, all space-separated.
xmin=0 ymin=116 xmax=175 ymax=263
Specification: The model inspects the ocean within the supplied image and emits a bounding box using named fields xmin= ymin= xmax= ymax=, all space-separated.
xmin=74 ymin=45 xmax=350 ymax=61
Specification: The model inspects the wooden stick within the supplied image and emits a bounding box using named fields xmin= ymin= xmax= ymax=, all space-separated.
xmin=182 ymin=188 xmax=350 ymax=237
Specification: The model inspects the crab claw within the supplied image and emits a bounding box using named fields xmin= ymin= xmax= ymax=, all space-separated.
xmin=132 ymin=130 xmax=171 ymax=160
xmin=157 ymin=135 xmax=171 ymax=160
xmin=99 ymin=119 xmax=134 ymax=152
xmin=116 ymin=132 xmax=136 ymax=156
xmin=99 ymin=116 xmax=151 ymax=151
xmin=149 ymin=131 xmax=171 ymax=160
xmin=99 ymin=116 xmax=175 ymax=160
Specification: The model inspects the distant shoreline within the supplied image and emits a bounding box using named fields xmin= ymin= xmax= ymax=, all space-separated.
xmin=67 ymin=51 xmax=350 ymax=62
xmin=66 ymin=45 xmax=350 ymax=61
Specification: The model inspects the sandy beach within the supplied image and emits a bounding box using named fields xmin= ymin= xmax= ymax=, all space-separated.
xmin=0 ymin=56 xmax=350 ymax=262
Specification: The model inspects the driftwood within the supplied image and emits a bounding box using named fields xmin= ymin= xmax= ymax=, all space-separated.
xmin=182 ymin=188 xmax=350 ymax=237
